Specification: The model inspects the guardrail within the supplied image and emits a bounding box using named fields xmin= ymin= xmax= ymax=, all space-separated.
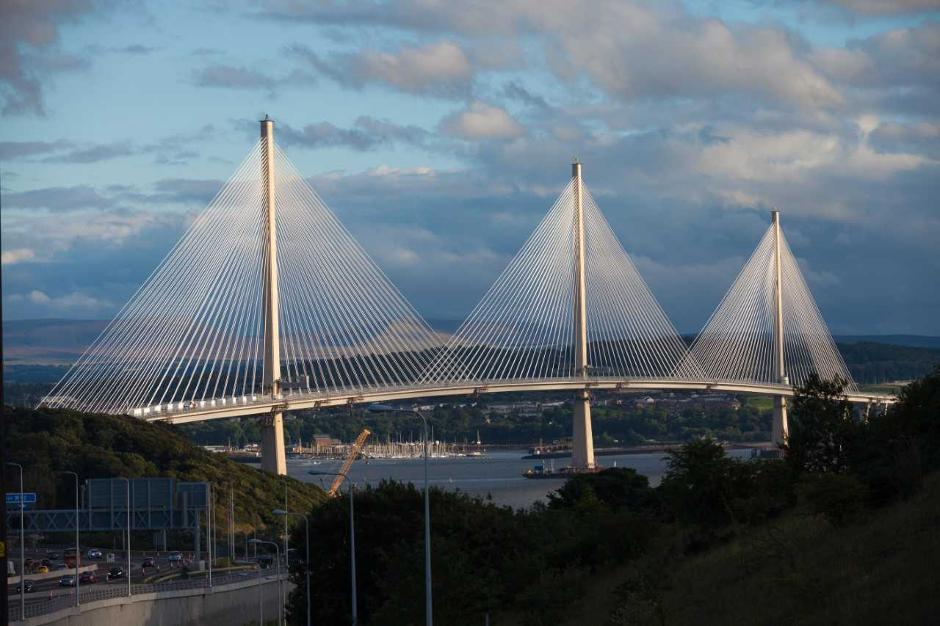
xmin=9 ymin=569 xmax=275 ymax=623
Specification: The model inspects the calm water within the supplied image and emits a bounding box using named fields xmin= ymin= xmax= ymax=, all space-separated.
xmin=282 ymin=448 xmax=754 ymax=509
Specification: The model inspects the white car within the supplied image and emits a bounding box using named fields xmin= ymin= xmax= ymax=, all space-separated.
xmin=86 ymin=549 xmax=103 ymax=559
xmin=168 ymin=551 xmax=183 ymax=562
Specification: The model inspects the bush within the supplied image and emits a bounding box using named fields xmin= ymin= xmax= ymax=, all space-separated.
xmin=798 ymin=473 xmax=868 ymax=526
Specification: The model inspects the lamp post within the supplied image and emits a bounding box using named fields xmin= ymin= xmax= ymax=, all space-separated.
xmin=6 ymin=462 xmax=24 ymax=619
xmin=249 ymin=539 xmax=282 ymax=626
xmin=115 ymin=478 xmax=131 ymax=597
xmin=273 ymin=509 xmax=310 ymax=626
xmin=59 ymin=471 xmax=80 ymax=607
xmin=367 ymin=404 xmax=433 ymax=626
xmin=308 ymin=470 xmax=358 ymax=625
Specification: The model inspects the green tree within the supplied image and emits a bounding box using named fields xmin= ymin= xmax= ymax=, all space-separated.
xmin=784 ymin=374 xmax=857 ymax=474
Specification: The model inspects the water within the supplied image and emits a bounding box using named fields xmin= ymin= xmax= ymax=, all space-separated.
xmin=284 ymin=448 xmax=755 ymax=509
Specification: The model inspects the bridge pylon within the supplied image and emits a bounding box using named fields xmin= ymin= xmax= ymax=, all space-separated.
xmin=571 ymin=160 xmax=594 ymax=469
xmin=260 ymin=117 xmax=287 ymax=475
xmin=771 ymin=210 xmax=788 ymax=447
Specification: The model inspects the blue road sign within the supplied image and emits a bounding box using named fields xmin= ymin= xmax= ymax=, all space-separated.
xmin=6 ymin=493 xmax=37 ymax=504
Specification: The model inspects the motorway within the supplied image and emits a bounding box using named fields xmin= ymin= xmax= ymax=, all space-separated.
xmin=6 ymin=547 xmax=249 ymax=606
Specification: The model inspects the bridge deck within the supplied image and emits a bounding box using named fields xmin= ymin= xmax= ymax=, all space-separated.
xmin=141 ymin=378 xmax=896 ymax=425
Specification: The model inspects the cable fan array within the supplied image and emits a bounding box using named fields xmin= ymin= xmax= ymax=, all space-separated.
xmin=423 ymin=179 xmax=700 ymax=384
xmin=689 ymin=221 xmax=856 ymax=390
xmin=42 ymin=137 xmax=444 ymax=415
xmin=40 ymin=125 xmax=858 ymax=418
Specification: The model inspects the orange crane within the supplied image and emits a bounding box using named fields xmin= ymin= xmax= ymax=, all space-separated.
xmin=329 ymin=429 xmax=371 ymax=497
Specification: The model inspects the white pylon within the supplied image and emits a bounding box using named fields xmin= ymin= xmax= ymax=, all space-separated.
xmin=260 ymin=116 xmax=286 ymax=475
xmin=571 ymin=160 xmax=595 ymax=469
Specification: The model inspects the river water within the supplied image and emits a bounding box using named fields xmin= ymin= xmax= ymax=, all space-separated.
xmin=285 ymin=448 xmax=754 ymax=509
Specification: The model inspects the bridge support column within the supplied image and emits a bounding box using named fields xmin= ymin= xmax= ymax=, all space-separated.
xmin=260 ymin=116 xmax=286 ymax=475
xmin=571 ymin=160 xmax=595 ymax=469
xmin=771 ymin=210 xmax=788 ymax=448
xmin=261 ymin=413 xmax=287 ymax=475
xmin=772 ymin=396 xmax=788 ymax=447
xmin=573 ymin=391 xmax=595 ymax=469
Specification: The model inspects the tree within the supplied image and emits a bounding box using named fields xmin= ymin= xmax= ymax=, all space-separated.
xmin=784 ymin=374 xmax=857 ymax=474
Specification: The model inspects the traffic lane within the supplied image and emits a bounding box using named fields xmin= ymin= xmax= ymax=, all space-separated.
xmin=15 ymin=569 xmax=266 ymax=605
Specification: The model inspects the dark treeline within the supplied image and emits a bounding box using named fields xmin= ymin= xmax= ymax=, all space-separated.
xmin=284 ymin=368 xmax=940 ymax=625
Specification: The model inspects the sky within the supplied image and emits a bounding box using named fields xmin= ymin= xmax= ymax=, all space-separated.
xmin=1 ymin=0 xmax=939 ymax=336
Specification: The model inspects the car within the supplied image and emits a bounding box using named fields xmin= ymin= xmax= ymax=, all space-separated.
xmin=36 ymin=566 xmax=49 ymax=574
xmin=55 ymin=563 xmax=69 ymax=570
xmin=41 ymin=559 xmax=53 ymax=568
xmin=58 ymin=575 xmax=76 ymax=587
xmin=168 ymin=551 xmax=182 ymax=562
xmin=14 ymin=580 xmax=36 ymax=593
xmin=79 ymin=571 xmax=97 ymax=585
xmin=141 ymin=557 xmax=155 ymax=568
xmin=107 ymin=567 xmax=125 ymax=581
xmin=86 ymin=549 xmax=102 ymax=559
xmin=46 ymin=552 xmax=59 ymax=560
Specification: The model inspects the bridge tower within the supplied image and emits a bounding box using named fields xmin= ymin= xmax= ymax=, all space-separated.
xmin=571 ymin=160 xmax=595 ymax=469
xmin=260 ymin=117 xmax=287 ymax=475
xmin=771 ymin=210 xmax=788 ymax=447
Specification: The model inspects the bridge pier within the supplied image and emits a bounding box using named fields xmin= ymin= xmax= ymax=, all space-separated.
xmin=772 ymin=396 xmax=788 ymax=447
xmin=261 ymin=412 xmax=287 ymax=475
xmin=572 ymin=391 xmax=595 ymax=469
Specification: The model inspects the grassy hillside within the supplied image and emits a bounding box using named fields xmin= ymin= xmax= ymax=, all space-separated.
xmin=564 ymin=470 xmax=940 ymax=626
xmin=3 ymin=406 xmax=327 ymax=533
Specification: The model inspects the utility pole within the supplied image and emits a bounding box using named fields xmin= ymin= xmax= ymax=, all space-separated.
xmin=571 ymin=160 xmax=595 ymax=469
xmin=229 ymin=483 xmax=235 ymax=559
xmin=260 ymin=116 xmax=287 ymax=475
xmin=771 ymin=210 xmax=789 ymax=447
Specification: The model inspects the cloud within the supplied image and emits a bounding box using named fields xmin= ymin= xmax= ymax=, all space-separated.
xmin=266 ymin=0 xmax=842 ymax=108
xmin=0 ymin=139 xmax=73 ymax=159
xmin=150 ymin=178 xmax=224 ymax=205
xmin=288 ymin=40 xmax=475 ymax=97
xmin=0 ymin=0 xmax=100 ymax=115
xmin=439 ymin=102 xmax=524 ymax=140
xmin=190 ymin=64 xmax=315 ymax=93
xmin=276 ymin=117 xmax=433 ymax=151
xmin=43 ymin=140 xmax=137 ymax=163
xmin=9 ymin=289 xmax=113 ymax=315
xmin=1 ymin=248 xmax=36 ymax=266
xmin=816 ymin=0 xmax=940 ymax=16
xmin=3 ymin=185 xmax=116 ymax=211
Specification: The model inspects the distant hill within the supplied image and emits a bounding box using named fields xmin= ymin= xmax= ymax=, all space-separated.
xmin=832 ymin=335 xmax=940 ymax=349
xmin=3 ymin=318 xmax=108 ymax=365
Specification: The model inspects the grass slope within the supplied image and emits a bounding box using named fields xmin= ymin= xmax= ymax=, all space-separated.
xmin=564 ymin=471 xmax=940 ymax=626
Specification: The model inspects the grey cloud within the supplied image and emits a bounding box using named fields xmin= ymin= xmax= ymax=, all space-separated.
xmin=0 ymin=139 xmax=73 ymax=160
xmin=287 ymin=41 xmax=475 ymax=98
xmin=274 ymin=117 xmax=433 ymax=151
xmin=3 ymin=185 xmax=117 ymax=211
xmin=268 ymin=1 xmax=842 ymax=108
xmin=149 ymin=178 xmax=224 ymax=206
xmin=0 ymin=0 xmax=101 ymax=115
xmin=814 ymin=0 xmax=940 ymax=15
xmin=43 ymin=141 xmax=136 ymax=164
xmin=190 ymin=63 xmax=316 ymax=93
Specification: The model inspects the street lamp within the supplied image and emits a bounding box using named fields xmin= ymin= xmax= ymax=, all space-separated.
xmin=308 ymin=470 xmax=358 ymax=625
xmin=58 ymin=471 xmax=81 ymax=607
xmin=273 ymin=509 xmax=311 ymax=626
xmin=6 ymin=462 xmax=25 ymax=619
xmin=115 ymin=478 xmax=131 ymax=598
xmin=249 ymin=538 xmax=282 ymax=626
xmin=367 ymin=403 xmax=433 ymax=626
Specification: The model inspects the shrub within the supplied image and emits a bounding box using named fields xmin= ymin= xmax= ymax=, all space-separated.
xmin=798 ymin=472 xmax=868 ymax=526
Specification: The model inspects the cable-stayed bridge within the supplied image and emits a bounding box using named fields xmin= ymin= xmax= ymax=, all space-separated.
xmin=40 ymin=119 xmax=895 ymax=474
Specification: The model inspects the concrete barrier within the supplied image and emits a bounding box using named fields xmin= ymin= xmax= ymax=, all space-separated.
xmin=16 ymin=575 xmax=292 ymax=626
